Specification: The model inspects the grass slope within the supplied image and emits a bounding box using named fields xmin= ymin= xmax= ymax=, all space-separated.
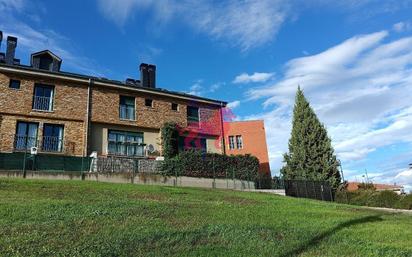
xmin=0 ymin=179 xmax=411 ymax=257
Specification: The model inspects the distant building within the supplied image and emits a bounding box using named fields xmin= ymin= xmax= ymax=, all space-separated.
xmin=223 ymin=120 xmax=270 ymax=175
xmin=346 ymin=182 xmax=404 ymax=195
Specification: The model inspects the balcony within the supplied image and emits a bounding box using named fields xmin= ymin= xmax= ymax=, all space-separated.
xmin=119 ymin=105 xmax=135 ymax=120
xmin=14 ymin=135 xmax=63 ymax=153
xmin=41 ymin=136 xmax=63 ymax=152
xmin=14 ymin=135 xmax=37 ymax=150
xmin=33 ymin=96 xmax=53 ymax=111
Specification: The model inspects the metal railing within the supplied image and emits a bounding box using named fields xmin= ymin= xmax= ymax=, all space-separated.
xmin=33 ymin=96 xmax=53 ymax=111
xmin=119 ymin=105 xmax=135 ymax=120
xmin=187 ymin=116 xmax=200 ymax=127
xmin=14 ymin=135 xmax=38 ymax=150
xmin=41 ymin=136 xmax=63 ymax=152
xmin=108 ymin=142 xmax=145 ymax=157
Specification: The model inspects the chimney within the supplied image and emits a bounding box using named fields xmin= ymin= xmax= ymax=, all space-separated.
xmin=147 ymin=64 xmax=156 ymax=88
xmin=5 ymin=36 xmax=17 ymax=65
xmin=140 ymin=63 xmax=149 ymax=87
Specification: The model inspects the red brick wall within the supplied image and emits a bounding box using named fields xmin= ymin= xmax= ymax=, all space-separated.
xmin=223 ymin=120 xmax=270 ymax=174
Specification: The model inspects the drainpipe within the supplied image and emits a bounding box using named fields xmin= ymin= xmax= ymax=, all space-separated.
xmin=219 ymin=102 xmax=226 ymax=155
xmin=84 ymin=78 xmax=92 ymax=157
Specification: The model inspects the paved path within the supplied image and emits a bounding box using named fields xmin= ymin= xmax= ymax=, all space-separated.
xmin=364 ymin=206 xmax=412 ymax=215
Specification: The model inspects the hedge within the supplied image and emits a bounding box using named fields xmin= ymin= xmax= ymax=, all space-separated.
xmin=160 ymin=149 xmax=259 ymax=181
xmin=335 ymin=189 xmax=412 ymax=210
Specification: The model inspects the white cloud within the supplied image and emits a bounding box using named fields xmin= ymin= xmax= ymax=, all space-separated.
xmin=393 ymin=21 xmax=412 ymax=32
xmin=227 ymin=100 xmax=240 ymax=109
xmin=233 ymin=72 xmax=275 ymax=84
xmin=247 ymin=30 xmax=412 ymax=189
xmin=97 ymin=0 xmax=289 ymax=51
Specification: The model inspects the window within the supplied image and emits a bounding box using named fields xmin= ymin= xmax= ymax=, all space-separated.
xmin=39 ymin=55 xmax=53 ymax=70
xmin=145 ymin=98 xmax=153 ymax=107
xmin=9 ymin=79 xmax=20 ymax=89
xmin=187 ymin=106 xmax=199 ymax=126
xmin=42 ymin=124 xmax=64 ymax=152
xmin=228 ymin=136 xmax=235 ymax=150
xmin=178 ymin=136 xmax=206 ymax=152
xmin=108 ymin=130 xmax=144 ymax=156
xmin=236 ymin=135 xmax=243 ymax=149
xmin=119 ymin=96 xmax=135 ymax=120
xmin=171 ymin=103 xmax=178 ymax=111
xmin=14 ymin=122 xmax=38 ymax=150
xmin=33 ymin=84 xmax=54 ymax=111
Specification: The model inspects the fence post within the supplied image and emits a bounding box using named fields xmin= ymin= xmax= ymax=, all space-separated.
xmin=232 ymin=166 xmax=235 ymax=189
xmin=212 ymin=156 xmax=216 ymax=189
xmin=22 ymin=150 xmax=27 ymax=179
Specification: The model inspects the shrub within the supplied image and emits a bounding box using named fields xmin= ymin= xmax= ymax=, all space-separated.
xmin=398 ymin=194 xmax=412 ymax=210
xmin=336 ymin=189 xmax=409 ymax=209
xmin=368 ymin=190 xmax=400 ymax=208
xmin=160 ymin=149 xmax=259 ymax=181
xmin=161 ymin=122 xmax=179 ymax=159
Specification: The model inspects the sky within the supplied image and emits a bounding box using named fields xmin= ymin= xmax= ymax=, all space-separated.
xmin=1 ymin=0 xmax=412 ymax=191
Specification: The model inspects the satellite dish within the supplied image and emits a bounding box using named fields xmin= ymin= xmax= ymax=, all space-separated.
xmin=147 ymin=144 xmax=155 ymax=153
xmin=30 ymin=147 xmax=38 ymax=155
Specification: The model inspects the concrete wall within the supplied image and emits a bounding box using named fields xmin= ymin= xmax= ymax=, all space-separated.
xmin=0 ymin=170 xmax=255 ymax=190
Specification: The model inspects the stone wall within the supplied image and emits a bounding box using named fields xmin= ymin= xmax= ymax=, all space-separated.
xmin=0 ymin=114 xmax=85 ymax=156
xmin=91 ymin=86 xmax=188 ymax=128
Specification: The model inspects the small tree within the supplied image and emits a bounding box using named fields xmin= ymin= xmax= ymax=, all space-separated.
xmin=161 ymin=122 xmax=179 ymax=159
xmin=281 ymin=87 xmax=341 ymax=189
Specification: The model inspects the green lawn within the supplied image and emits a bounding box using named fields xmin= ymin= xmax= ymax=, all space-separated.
xmin=0 ymin=179 xmax=411 ymax=257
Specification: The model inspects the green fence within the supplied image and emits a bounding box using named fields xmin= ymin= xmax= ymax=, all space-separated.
xmin=0 ymin=152 xmax=91 ymax=172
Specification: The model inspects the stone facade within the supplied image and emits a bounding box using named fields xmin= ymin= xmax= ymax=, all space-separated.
xmin=91 ymin=86 xmax=188 ymax=129
xmin=0 ymin=72 xmax=88 ymax=156
xmin=0 ymin=67 xmax=225 ymax=157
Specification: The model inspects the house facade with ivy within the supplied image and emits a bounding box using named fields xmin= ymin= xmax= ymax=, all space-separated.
xmin=0 ymin=32 xmax=227 ymax=160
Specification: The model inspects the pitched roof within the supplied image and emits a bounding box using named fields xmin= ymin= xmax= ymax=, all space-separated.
xmin=346 ymin=182 xmax=403 ymax=191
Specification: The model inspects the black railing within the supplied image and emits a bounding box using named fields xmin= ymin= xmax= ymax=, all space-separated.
xmin=33 ymin=96 xmax=52 ymax=111
xmin=41 ymin=136 xmax=63 ymax=152
xmin=187 ymin=116 xmax=200 ymax=127
xmin=14 ymin=135 xmax=37 ymax=150
xmin=284 ymin=180 xmax=335 ymax=202
xmin=108 ymin=142 xmax=145 ymax=157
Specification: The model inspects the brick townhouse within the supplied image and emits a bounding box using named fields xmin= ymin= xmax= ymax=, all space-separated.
xmin=0 ymin=32 xmax=227 ymax=159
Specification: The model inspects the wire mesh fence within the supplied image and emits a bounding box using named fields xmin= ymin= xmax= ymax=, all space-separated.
xmin=0 ymin=153 xmax=259 ymax=190
xmin=0 ymin=152 xmax=91 ymax=172
xmin=284 ymin=180 xmax=335 ymax=201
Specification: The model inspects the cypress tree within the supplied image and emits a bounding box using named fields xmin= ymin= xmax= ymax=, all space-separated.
xmin=281 ymin=87 xmax=341 ymax=189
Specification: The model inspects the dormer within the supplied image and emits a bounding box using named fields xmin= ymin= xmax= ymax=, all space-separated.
xmin=31 ymin=50 xmax=62 ymax=72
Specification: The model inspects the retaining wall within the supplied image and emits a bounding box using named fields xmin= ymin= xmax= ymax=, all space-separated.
xmin=0 ymin=170 xmax=255 ymax=190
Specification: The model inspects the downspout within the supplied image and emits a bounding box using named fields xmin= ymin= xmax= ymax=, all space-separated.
xmin=219 ymin=102 xmax=226 ymax=155
xmin=84 ymin=78 xmax=92 ymax=157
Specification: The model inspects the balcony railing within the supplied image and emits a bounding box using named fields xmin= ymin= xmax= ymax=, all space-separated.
xmin=41 ymin=136 xmax=63 ymax=152
xmin=108 ymin=142 xmax=145 ymax=157
xmin=14 ymin=135 xmax=63 ymax=153
xmin=187 ymin=116 xmax=200 ymax=127
xmin=119 ymin=105 xmax=136 ymax=120
xmin=33 ymin=96 xmax=53 ymax=111
xmin=14 ymin=135 xmax=38 ymax=150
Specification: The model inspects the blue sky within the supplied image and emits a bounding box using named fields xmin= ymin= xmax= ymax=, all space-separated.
xmin=1 ymin=0 xmax=412 ymax=191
